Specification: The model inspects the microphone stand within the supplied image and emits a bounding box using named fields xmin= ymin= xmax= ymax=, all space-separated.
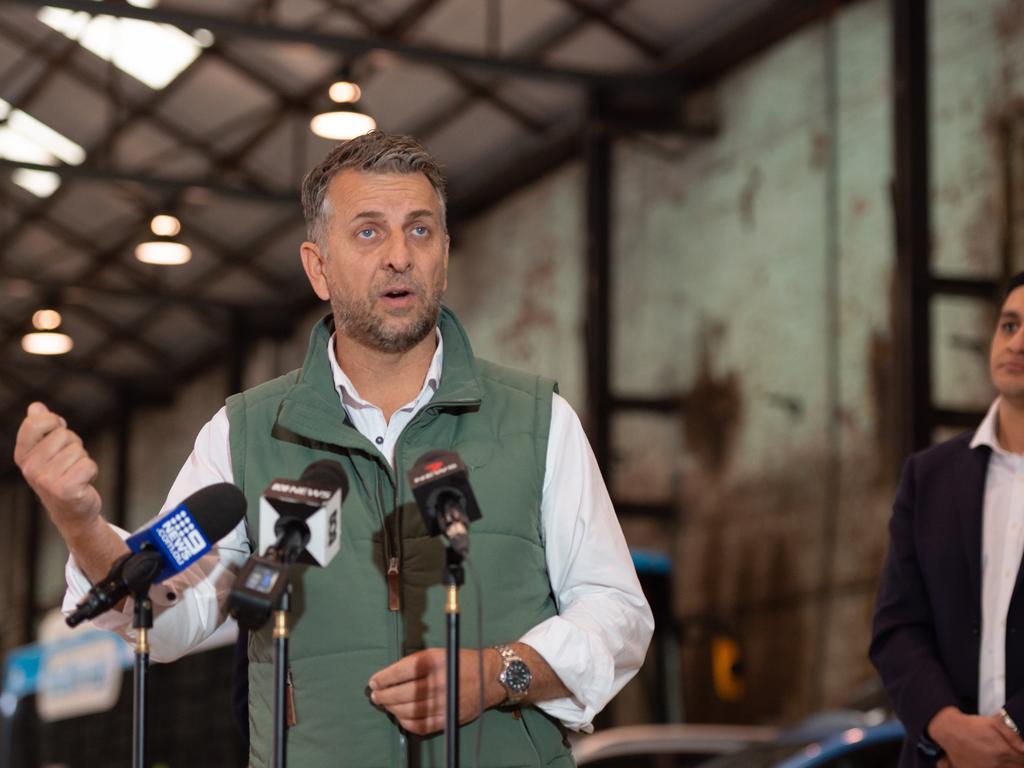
xmin=131 ymin=591 xmax=153 ymax=768
xmin=443 ymin=546 xmax=465 ymax=768
xmin=273 ymin=580 xmax=293 ymax=768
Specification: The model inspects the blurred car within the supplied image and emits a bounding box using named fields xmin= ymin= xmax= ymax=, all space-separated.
xmin=572 ymin=711 xmax=904 ymax=768
xmin=775 ymin=720 xmax=904 ymax=768
xmin=702 ymin=719 xmax=904 ymax=768
xmin=571 ymin=723 xmax=781 ymax=767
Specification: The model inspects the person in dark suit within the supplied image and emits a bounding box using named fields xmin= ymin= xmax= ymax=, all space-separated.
xmin=871 ymin=273 xmax=1024 ymax=767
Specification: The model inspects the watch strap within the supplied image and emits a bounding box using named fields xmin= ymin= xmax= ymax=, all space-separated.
xmin=495 ymin=643 xmax=519 ymax=665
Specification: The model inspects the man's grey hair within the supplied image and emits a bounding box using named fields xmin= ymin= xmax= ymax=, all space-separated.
xmin=300 ymin=130 xmax=448 ymax=249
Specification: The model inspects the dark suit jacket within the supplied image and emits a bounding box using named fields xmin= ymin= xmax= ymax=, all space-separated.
xmin=870 ymin=431 xmax=1024 ymax=767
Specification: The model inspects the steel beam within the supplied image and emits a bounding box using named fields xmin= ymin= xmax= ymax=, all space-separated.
xmin=8 ymin=0 xmax=685 ymax=93
xmin=930 ymin=276 xmax=999 ymax=301
xmin=113 ymin=386 xmax=132 ymax=529
xmin=450 ymin=0 xmax=858 ymax=226
xmin=556 ymin=0 xmax=663 ymax=60
xmin=610 ymin=396 xmax=683 ymax=414
xmin=0 ymin=158 xmax=296 ymax=203
xmin=891 ymin=0 xmax=931 ymax=454
xmin=932 ymin=408 xmax=988 ymax=430
xmin=584 ymin=91 xmax=612 ymax=473
xmin=23 ymin=493 xmax=40 ymax=644
xmin=5 ymin=358 xmax=175 ymax=398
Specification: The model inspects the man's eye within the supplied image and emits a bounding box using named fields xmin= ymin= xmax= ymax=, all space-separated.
xmin=412 ymin=226 xmax=428 ymax=236
xmin=357 ymin=228 xmax=375 ymax=239
xmin=1004 ymin=322 xmax=1020 ymax=334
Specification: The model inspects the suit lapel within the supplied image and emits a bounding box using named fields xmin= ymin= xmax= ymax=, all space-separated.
xmin=959 ymin=443 xmax=991 ymax=611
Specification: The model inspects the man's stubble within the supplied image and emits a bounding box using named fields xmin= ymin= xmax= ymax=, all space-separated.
xmin=327 ymin=270 xmax=444 ymax=354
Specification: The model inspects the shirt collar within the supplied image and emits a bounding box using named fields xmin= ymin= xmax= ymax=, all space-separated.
xmin=972 ymin=398 xmax=1007 ymax=454
xmin=325 ymin=327 xmax=443 ymax=410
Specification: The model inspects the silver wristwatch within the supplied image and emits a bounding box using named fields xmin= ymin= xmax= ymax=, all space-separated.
xmin=494 ymin=644 xmax=532 ymax=704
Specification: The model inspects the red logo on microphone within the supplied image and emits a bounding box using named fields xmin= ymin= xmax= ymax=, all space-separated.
xmin=425 ymin=461 xmax=445 ymax=473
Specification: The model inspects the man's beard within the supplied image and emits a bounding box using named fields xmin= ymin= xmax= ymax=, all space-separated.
xmin=330 ymin=282 xmax=443 ymax=353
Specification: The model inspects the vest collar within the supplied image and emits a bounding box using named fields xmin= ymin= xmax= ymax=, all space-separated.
xmin=275 ymin=305 xmax=483 ymax=450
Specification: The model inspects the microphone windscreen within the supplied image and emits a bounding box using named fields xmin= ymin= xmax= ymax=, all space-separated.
xmin=299 ymin=459 xmax=349 ymax=498
xmin=179 ymin=482 xmax=248 ymax=542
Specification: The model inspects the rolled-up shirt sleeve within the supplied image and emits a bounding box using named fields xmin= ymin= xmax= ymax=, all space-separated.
xmin=521 ymin=394 xmax=655 ymax=732
xmin=62 ymin=406 xmax=250 ymax=662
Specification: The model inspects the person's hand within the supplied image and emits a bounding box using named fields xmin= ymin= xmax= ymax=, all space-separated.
xmin=928 ymin=707 xmax=1024 ymax=767
xmin=14 ymin=402 xmax=101 ymax=534
xmin=368 ymin=648 xmax=505 ymax=735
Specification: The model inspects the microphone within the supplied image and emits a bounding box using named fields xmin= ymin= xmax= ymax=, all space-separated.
xmin=407 ymin=450 xmax=481 ymax=557
xmin=259 ymin=459 xmax=347 ymax=567
xmin=228 ymin=460 xmax=347 ymax=630
xmin=66 ymin=482 xmax=247 ymax=627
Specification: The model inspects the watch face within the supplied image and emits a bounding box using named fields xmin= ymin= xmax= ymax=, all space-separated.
xmin=502 ymin=660 xmax=532 ymax=694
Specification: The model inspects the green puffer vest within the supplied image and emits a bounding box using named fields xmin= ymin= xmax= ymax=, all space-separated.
xmin=226 ymin=307 xmax=576 ymax=768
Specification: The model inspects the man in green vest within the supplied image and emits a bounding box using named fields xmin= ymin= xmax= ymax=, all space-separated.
xmin=16 ymin=131 xmax=654 ymax=767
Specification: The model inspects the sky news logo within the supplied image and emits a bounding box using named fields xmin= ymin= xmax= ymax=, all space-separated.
xmin=268 ymin=482 xmax=333 ymax=500
xmin=155 ymin=509 xmax=208 ymax=567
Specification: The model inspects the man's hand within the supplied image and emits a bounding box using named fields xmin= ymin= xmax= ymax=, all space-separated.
xmin=928 ymin=706 xmax=1024 ymax=768
xmin=15 ymin=402 xmax=101 ymax=531
xmin=14 ymin=401 xmax=127 ymax=585
xmin=368 ymin=648 xmax=505 ymax=735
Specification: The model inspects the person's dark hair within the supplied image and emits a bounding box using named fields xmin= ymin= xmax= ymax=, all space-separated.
xmin=300 ymin=131 xmax=447 ymax=248
xmin=1006 ymin=272 xmax=1024 ymax=300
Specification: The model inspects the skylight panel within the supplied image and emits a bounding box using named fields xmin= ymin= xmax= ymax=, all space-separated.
xmin=7 ymin=107 xmax=86 ymax=165
xmin=12 ymin=168 xmax=62 ymax=198
xmin=38 ymin=2 xmax=211 ymax=91
xmin=0 ymin=98 xmax=86 ymax=198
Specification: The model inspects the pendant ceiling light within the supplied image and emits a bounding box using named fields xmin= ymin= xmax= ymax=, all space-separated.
xmin=135 ymin=213 xmax=191 ymax=265
xmin=311 ymin=76 xmax=376 ymax=141
xmin=22 ymin=307 xmax=72 ymax=355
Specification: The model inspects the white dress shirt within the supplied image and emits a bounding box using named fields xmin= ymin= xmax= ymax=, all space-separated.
xmin=971 ymin=398 xmax=1024 ymax=716
xmin=63 ymin=330 xmax=654 ymax=732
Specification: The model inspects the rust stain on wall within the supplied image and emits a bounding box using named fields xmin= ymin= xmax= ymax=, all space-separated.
xmin=496 ymin=254 xmax=558 ymax=359
xmin=995 ymin=0 xmax=1024 ymax=42
xmin=962 ymin=194 xmax=999 ymax=270
xmin=869 ymin=329 xmax=899 ymax=486
xmin=810 ymin=131 xmax=829 ymax=169
xmin=682 ymin=324 xmax=742 ymax=476
xmin=738 ymin=166 xmax=763 ymax=230
xmin=681 ymin=469 xmax=819 ymax=723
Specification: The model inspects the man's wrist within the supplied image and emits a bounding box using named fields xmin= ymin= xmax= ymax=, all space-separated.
xmin=482 ymin=648 xmax=507 ymax=709
xmin=926 ymin=706 xmax=962 ymax=749
xmin=59 ymin=513 xmax=109 ymax=551
xmin=60 ymin=515 xmax=130 ymax=585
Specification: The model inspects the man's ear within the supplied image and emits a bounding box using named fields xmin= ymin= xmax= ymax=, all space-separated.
xmin=300 ymin=241 xmax=331 ymax=301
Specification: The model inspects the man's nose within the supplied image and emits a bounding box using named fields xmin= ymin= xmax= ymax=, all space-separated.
xmin=383 ymin=235 xmax=412 ymax=272
xmin=1010 ymin=328 xmax=1024 ymax=352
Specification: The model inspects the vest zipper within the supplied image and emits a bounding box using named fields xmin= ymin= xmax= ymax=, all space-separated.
xmin=375 ymin=473 xmax=401 ymax=612
xmin=386 ymin=557 xmax=401 ymax=611
xmin=376 ymin=468 xmax=407 ymax=768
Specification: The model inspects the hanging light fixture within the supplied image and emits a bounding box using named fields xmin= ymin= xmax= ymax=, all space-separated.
xmin=311 ymin=73 xmax=376 ymax=141
xmin=22 ymin=307 xmax=73 ymax=355
xmin=135 ymin=213 xmax=192 ymax=265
